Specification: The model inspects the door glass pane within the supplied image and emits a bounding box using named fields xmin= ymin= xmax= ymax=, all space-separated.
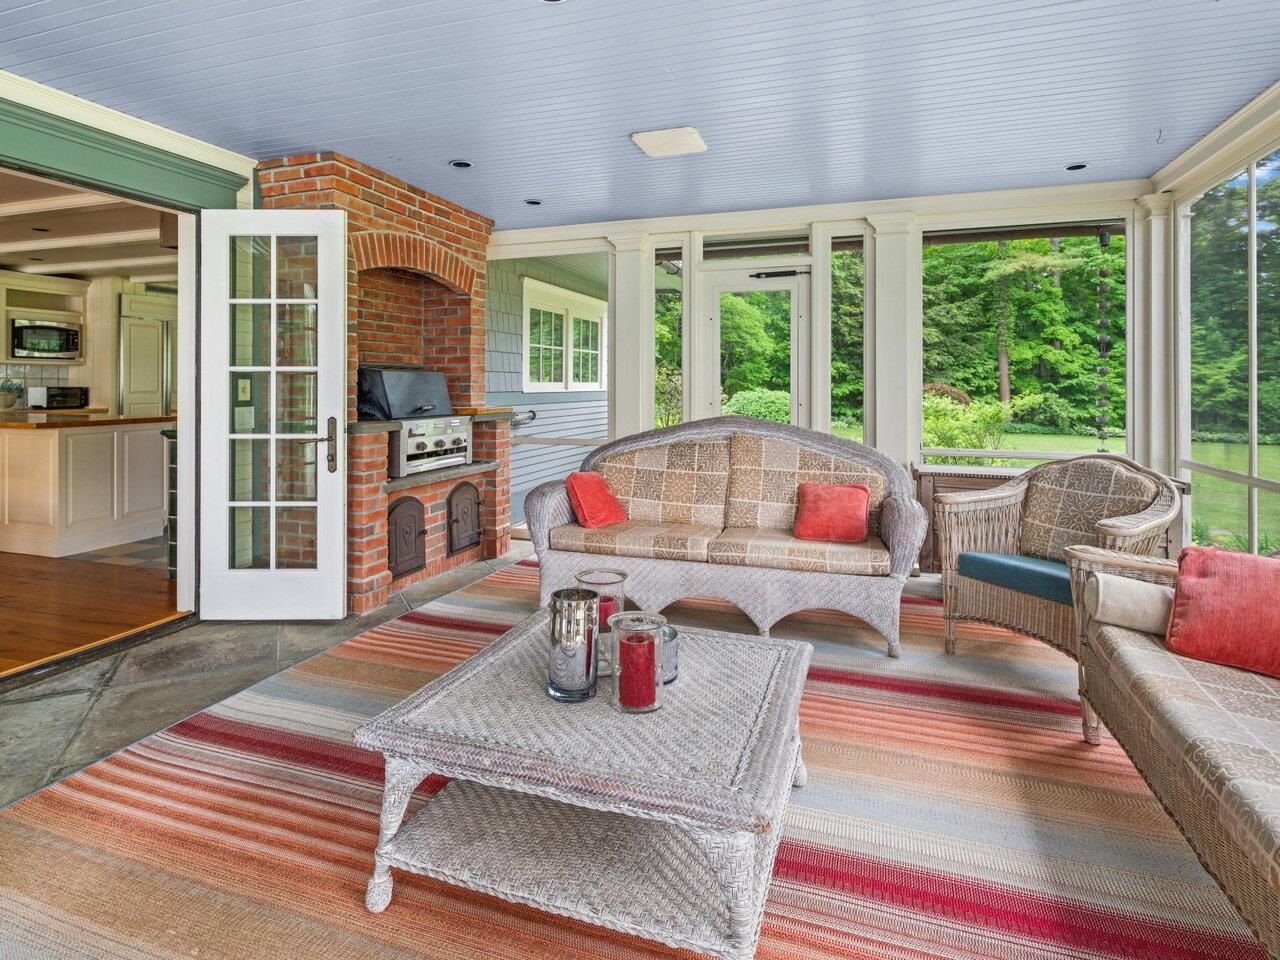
xmin=831 ymin=237 xmax=865 ymax=441
xmin=275 ymin=236 xmax=318 ymax=299
xmin=229 ymin=372 xmax=270 ymax=434
xmin=1189 ymin=170 xmax=1249 ymax=471
xmin=230 ymin=304 xmax=271 ymax=366
xmin=228 ymin=440 xmax=269 ymax=501
xmin=276 ymin=372 xmax=317 ymax=433
xmin=229 ymin=236 xmax=270 ymax=299
xmin=1190 ymin=471 xmax=1250 ymax=550
xmin=277 ymin=304 xmax=318 ymax=366
xmin=228 ymin=506 xmax=270 ymax=568
xmin=720 ymin=289 xmax=791 ymax=422
xmin=654 ymin=247 xmax=683 ymax=428
xmin=276 ymin=439 xmax=317 ymax=501
xmin=1258 ymin=149 xmax=1280 ymax=480
xmin=276 ymin=507 xmax=318 ymax=569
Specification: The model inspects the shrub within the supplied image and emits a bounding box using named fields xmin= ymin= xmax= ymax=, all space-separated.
xmin=722 ymin=389 xmax=791 ymax=423
xmin=923 ymin=392 xmax=1044 ymax=465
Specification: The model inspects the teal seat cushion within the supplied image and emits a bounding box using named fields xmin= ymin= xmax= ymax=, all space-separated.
xmin=957 ymin=552 xmax=1073 ymax=605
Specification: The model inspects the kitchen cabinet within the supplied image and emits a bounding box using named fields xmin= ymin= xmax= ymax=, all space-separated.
xmin=0 ymin=416 xmax=174 ymax=556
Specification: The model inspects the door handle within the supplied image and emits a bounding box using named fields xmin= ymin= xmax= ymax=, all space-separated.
xmin=298 ymin=416 xmax=339 ymax=473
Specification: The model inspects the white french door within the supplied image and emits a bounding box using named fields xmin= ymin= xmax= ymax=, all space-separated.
xmin=695 ymin=270 xmax=810 ymax=426
xmin=199 ymin=209 xmax=347 ymax=619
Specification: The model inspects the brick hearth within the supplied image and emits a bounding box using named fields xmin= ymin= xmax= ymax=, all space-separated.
xmin=258 ymin=153 xmax=511 ymax=614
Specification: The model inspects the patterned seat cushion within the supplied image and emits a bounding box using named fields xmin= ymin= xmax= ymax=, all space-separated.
xmin=725 ymin=433 xmax=887 ymax=534
xmin=594 ymin=439 xmax=731 ymax=527
xmin=548 ymin=520 xmax=722 ymax=562
xmin=1019 ymin=458 xmax=1158 ymax=560
xmin=1089 ymin=624 xmax=1280 ymax=886
xmin=708 ymin=527 xmax=892 ymax=575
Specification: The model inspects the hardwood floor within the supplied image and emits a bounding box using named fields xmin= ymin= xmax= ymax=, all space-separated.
xmin=0 ymin=552 xmax=185 ymax=677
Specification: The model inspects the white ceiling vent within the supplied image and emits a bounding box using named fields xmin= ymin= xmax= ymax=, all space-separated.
xmin=630 ymin=126 xmax=707 ymax=158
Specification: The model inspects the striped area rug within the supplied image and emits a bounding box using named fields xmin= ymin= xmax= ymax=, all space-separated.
xmin=0 ymin=560 xmax=1263 ymax=960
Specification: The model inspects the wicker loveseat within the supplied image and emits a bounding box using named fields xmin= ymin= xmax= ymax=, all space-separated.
xmin=1069 ymin=546 xmax=1279 ymax=959
xmin=524 ymin=416 xmax=928 ymax=656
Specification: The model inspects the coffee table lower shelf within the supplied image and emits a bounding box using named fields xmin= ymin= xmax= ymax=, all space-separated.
xmin=375 ymin=779 xmax=784 ymax=960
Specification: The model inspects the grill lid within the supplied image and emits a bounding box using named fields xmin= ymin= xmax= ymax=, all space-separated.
xmin=357 ymin=366 xmax=454 ymax=420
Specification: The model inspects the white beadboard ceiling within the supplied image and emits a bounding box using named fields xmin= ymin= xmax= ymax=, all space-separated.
xmin=1 ymin=0 xmax=1277 ymax=229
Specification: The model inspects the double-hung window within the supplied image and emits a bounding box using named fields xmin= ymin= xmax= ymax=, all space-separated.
xmin=522 ymin=277 xmax=606 ymax=392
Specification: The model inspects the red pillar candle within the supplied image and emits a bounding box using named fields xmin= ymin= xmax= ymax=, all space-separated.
xmin=598 ymin=595 xmax=619 ymax=628
xmin=617 ymin=632 xmax=657 ymax=709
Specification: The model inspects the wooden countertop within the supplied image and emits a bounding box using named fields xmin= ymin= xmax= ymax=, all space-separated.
xmin=0 ymin=412 xmax=177 ymax=430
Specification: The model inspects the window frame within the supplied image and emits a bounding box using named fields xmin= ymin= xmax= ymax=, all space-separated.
xmin=521 ymin=276 xmax=607 ymax=393
xmin=1178 ymin=145 xmax=1280 ymax=552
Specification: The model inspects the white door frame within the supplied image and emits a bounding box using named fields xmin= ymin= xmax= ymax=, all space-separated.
xmin=176 ymin=212 xmax=197 ymax=612
xmin=695 ymin=270 xmax=811 ymax=426
xmin=197 ymin=209 xmax=347 ymax=619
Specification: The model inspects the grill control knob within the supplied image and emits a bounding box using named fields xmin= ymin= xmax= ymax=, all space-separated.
xmin=413 ymin=440 xmax=429 ymax=452
xmin=433 ymin=439 xmax=447 ymax=449
xmin=450 ymin=437 xmax=465 ymax=446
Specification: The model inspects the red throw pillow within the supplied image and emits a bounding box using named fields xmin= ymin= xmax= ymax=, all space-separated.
xmin=1165 ymin=546 xmax=1280 ymax=680
xmin=793 ymin=482 xmax=870 ymax=543
xmin=565 ymin=472 xmax=627 ymax=529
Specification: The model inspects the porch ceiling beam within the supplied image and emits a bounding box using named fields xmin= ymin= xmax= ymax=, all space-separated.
xmin=0 ymin=227 xmax=160 ymax=255
xmin=0 ymin=193 xmax=120 ymax=220
xmin=17 ymin=254 xmax=176 ymax=274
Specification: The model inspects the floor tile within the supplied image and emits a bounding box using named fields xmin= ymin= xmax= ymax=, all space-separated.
xmin=0 ymin=690 xmax=94 ymax=807
xmin=111 ymin=621 xmax=280 ymax=686
xmin=53 ymin=661 xmax=285 ymax=776
xmin=0 ymin=654 xmax=120 ymax=703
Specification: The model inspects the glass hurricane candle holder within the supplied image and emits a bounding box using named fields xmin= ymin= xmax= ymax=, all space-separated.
xmin=608 ymin=612 xmax=665 ymax=714
xmin=547 ymin=588 xmax=598 ymax=703
xmin=576 ymin=568 xmax=627 ymax=678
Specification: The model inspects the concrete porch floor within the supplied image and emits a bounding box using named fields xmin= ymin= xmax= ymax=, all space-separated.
xmin=0 ymin=543 xmax=535 ymax=809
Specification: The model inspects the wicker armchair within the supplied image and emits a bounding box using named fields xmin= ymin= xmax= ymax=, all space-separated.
xmin=934 ymin=454 xmax=1180 ymax=742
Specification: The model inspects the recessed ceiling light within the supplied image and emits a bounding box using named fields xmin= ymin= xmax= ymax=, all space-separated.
xmin=31 ymin=226 xmax=50 ymax=233
xmin=631 ymin=126 xmax=708 ymax=158
xmin=448 ymin=159 xmax=473 ymax=169
xmin=524 ymin=199 xmax=543 ymax=206
xmin=1065 ymin=162 xmax=1089 ymax=171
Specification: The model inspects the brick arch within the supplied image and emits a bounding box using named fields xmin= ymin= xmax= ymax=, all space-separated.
xmin=350 ymin=231 xmax=477 ymax=295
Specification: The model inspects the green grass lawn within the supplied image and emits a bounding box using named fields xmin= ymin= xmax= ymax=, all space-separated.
xmin=826 ymin=423 xmax=1278 ymax=550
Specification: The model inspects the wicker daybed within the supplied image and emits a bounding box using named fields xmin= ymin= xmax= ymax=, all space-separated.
xmin=1069 ymin=546 xmax=1279 ymax=960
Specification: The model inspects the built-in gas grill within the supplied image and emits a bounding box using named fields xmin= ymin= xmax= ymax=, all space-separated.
xmin=357 ymin=366 xmax=473 ymax=478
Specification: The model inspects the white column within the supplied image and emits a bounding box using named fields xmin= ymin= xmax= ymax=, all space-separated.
xmin=808 ymin=223 xmax=835 ymax=432
xmin=865 ymin=213 xmax=922 ymax=464
xmin=607 ymin=232 xmax=654 ymax=439
xmin=1132 ymin=193 xmax=1175 ymax=474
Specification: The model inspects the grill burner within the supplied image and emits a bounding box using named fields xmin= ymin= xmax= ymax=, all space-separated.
xmin=390 ymin=417 xmax=472 ymax=477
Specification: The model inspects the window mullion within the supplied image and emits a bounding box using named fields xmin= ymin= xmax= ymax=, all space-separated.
xmin=1248 ymin=164 xmax=1259 ymax=552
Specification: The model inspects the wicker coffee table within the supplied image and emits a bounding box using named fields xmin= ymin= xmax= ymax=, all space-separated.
xmin=354 ymin=609 xmax=812 ymax=960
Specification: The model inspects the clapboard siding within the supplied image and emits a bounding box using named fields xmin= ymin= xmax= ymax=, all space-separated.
xmin=486 ymin=255 xmax=609 ymax=522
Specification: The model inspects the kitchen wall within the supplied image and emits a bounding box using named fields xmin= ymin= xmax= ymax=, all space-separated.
xmin=0 ymin=363 xmax=69 ymax=399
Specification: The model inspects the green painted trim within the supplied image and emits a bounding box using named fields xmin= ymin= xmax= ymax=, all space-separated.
xmin=487 ymin=390 xmax=607 ymax=406
xmin=0 ymin=97 xmax=247 ymax=210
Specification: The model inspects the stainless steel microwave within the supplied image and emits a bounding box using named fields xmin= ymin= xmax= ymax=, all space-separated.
xmin=10 ymin=317 xmax=82 ymax=360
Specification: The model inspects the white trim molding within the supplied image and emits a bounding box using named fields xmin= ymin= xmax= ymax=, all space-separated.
xmin=1153 ymin=79 xmax=1280 ymax=202
xmin=0 ymin=69 xmax=258 ymax=208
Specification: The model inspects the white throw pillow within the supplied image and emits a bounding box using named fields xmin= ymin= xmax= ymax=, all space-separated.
xmin=1083 ymin=572 xmax=1174 ymax=637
